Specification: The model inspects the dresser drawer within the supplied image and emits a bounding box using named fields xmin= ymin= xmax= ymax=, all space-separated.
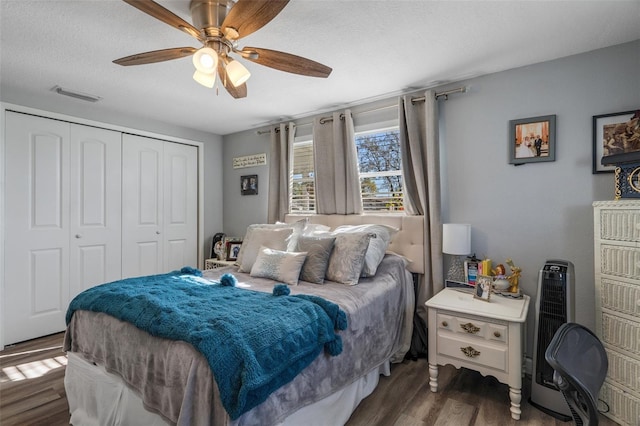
xmin=598 ymin=208 xmax=640 ymax=243
xmin=600 ymin=278 xmax=640 ymax=317
xmin=437 ymin=313 xmax=508 ymax=344
xmin=601 ymin=313 xmax=640 ymax=356
xmin=599 ymin=244 xmax=640 ymax=281
xmin=601 ymin=380 xmax=640 ymax=426
xmin=437 ymin=332 xmax=508 ymax=372
xmin=605 ymin=348 xmax=640 ymax=392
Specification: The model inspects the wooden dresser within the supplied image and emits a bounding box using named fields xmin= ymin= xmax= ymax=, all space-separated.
xmin=593 ymin=200 xmax=640 ymax=426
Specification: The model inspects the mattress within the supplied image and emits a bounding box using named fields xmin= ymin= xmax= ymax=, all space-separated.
xmin=64 ymin=254 xmax=414 ymax=425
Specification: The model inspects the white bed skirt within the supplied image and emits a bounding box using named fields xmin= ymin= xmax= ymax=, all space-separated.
xmin=65 ymin=352 xmax=391 ymax=426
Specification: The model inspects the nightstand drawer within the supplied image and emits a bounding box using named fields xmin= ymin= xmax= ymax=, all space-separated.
xmin=437 ymin=332 xmax=508 ymax=372
xmin=437 ymin=313 xmax=508 ymax=344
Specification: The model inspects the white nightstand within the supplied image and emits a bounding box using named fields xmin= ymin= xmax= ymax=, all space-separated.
xmin=204 ymin=258 xmax=236 ymax=270
xmin=425 ymin=288 xmax=530 ymax=420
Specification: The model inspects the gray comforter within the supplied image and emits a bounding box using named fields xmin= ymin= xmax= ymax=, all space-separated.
xmin=63 ymin=254 xmax=415 ymax=426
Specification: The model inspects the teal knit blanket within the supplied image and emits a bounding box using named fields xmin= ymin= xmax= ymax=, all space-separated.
xmin=65 ymin=268 xmax=347 ymax=420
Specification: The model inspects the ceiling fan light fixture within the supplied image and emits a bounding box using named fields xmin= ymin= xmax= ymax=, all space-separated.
xmin=192 ymin=47 xmax=218 ymax=73
xmin=225 ymin=58 xmax=251 ymax=87
xmin=193 ymin=69 xmax=217 ymax=88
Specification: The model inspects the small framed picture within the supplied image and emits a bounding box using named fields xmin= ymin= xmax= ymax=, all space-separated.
xmin=474 ymin=275 xmax=492 ymax=302
xmin=509 ymin=115 xmax=556 ymax=165
xmin=241 ymin=174 xmax=258 ymax=195
xmin=593 ymin=110 xmax=640 ymax=174
xmin=226 ymin=241 xmax=243 ymax=261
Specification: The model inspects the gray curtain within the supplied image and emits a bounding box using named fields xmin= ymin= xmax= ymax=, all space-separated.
xmin=313 ymin=110 xmax=363 ymax=214
xmin=399 ymin=89 xmax=443 ymax=354
xmin=267 ymin=122 xmax=295 ymax=223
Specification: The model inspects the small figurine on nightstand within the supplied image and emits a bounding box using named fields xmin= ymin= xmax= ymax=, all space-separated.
xmin=505 ymin=258 xmax=521 ymax=294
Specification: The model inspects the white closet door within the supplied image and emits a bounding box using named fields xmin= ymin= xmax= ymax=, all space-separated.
xmin=163 ymin=142 xmax=198 ymax=272
xmin=4 ymin=112 xmax=70 ymax=343
xmin=69 ymin=125 xmax=122 ymax=298
xmin=122 ymin=134 xmax=164 ymax=278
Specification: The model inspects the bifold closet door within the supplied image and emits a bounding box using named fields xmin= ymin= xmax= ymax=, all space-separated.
xmin=69 ymin=124 xmax=122 ymax=299
xmin=4 ymin=113 xmax=121 ymax=344
xmin=121 ymin=134 xmax=197 ymax=278
xmin=4 ymin=112 xmax=71 ymax=343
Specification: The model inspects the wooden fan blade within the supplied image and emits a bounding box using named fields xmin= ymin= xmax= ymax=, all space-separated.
xmin=218 ymin=62 xmax=247 ymax=99
xmin=122 ymin=0 xmax=202 ymax=41
xmin=113 ymin=47 xmax=197 ymax=66
xmin=243 ymin=47 xmax=332 ymax=78
xmin=221 ymin=0 xmax=289 ymax=40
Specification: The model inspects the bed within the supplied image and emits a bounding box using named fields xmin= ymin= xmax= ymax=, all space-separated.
xmin=63 ymin=214 xmax=425 ymax=426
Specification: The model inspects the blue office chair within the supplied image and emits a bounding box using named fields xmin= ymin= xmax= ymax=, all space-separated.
xmin=545 ymin=323 xmax=608 ymax=426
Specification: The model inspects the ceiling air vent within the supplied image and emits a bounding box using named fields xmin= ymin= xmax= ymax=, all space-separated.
xmin=52 ymin=85 xmax=101 ymax=103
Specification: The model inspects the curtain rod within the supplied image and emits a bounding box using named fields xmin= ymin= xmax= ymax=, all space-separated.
xmin=257 ymin=86 xmax=467 ymax=132
xmin=256 ymin=121 xmax=312 ymax=135
xmin=413 ymin=86 xmax=468 ymax=103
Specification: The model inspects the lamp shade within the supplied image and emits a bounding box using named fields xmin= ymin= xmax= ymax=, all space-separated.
xmin=225 ymin=58 xmax=251 ymax=87
xmin=192 ymin=47 xmax=218 ymax=73
xmin=193 ymin=70 xmax=216 ymax=88
xmin=442 ymin=223 xmax=471 ymax=255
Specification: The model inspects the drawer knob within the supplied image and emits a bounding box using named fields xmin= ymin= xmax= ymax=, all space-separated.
xmin=494 ymin=331 xmax=501 ymax=338
xmin=461 ymin=346 xmax=481 ymax=358
xmin=441 ymin=321 xmax=448 ymax=327
xmin=460 ymin=323 xmax=480 ymax=334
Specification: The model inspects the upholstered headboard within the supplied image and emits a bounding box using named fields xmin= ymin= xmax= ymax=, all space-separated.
xmin=284 ymin=214 xmax=425 ymax=275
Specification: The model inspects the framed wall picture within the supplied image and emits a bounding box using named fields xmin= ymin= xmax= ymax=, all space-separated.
xmin=241 ymin=174 xmax=258 ymax=195
xmin=593 ymin=110 xmax=640 ymax=174
xmin=508 ymin=115 xmax=556 ymax=165
xmin=226 ymin=241 xmax=243 ymax=261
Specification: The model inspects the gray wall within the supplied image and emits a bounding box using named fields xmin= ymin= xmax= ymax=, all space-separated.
xmin=222 ymin=40 xmax=640 ymax=355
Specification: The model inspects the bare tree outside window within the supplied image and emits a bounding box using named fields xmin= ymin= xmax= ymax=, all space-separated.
xmin=356 ymin=129 xmax=403 ymax=212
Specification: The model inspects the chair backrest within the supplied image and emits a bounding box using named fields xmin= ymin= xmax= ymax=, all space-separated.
xmin=544 ymin=322 xmax=608 ymax=426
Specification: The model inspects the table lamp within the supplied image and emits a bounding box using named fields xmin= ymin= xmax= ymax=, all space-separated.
xmin=442 ymin=223 xmax=471 ymax=282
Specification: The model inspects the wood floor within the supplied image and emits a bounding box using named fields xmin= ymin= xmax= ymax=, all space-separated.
xmin=0 ymin=333 xmax=619 ymax=426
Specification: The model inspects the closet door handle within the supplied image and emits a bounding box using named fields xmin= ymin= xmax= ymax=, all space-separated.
xmin=156 ymin=231 xmax=161 ymax=235
xmin=75 ymin=234 xmax=82 ymax=239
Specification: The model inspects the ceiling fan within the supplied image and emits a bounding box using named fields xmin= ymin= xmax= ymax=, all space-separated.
xmin=114 ymin=0 xmax=332 ymax=99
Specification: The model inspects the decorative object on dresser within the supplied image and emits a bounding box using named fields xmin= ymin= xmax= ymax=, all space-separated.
xmin=425 ymin=288 xmax=531 ymax=420
xmin=442 ymin=223 xmax=471 ymax=283
xmin=593 ymin=200 xmax=640 ymax=426
xmin=529 ymin=260 xmax=575 ymax=420
xmin=509 ymin=114 xmax=556 ymax=165
xmin=613 ymin=162 xmax=640 ymax=199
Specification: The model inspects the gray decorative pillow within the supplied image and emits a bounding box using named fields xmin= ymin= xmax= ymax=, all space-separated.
xmin=325 ymin=232 xmax=372 ymax=285
xmin=296 ymin=236 xmax=336 ymax=284
xmin=333 ymin=224 xmax=399 ymax=277
xmin=250 ymin=246 xmax=307 ymax=286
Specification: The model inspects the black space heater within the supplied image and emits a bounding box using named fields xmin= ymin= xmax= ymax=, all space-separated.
xmin=529 ymin=259 xmax=575 ymax=420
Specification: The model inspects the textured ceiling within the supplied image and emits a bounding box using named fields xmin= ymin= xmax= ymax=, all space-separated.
xmin=1 ymin=0 xmax=639 ymax=136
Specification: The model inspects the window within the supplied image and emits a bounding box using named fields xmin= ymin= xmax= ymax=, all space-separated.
xmin=290 ymin=139 xmax=315 ymax=212
xmin=288 ymin=126 xmax=403 ymax=213
xmin=356 ymin=127 xmax=403 ymax=212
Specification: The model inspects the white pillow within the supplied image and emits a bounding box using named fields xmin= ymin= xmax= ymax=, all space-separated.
xmin=325 ymin=232 xmax=371 ymax=285
xmin=236 ymin=221 xmax=305 ymax=267
xmin=238 ymin=227 xmax=293 ymax=272
xmin=250 ymin=246 xmax=307 ymax=286
xmin=333 ymin=224 xmax=399 ymax=277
